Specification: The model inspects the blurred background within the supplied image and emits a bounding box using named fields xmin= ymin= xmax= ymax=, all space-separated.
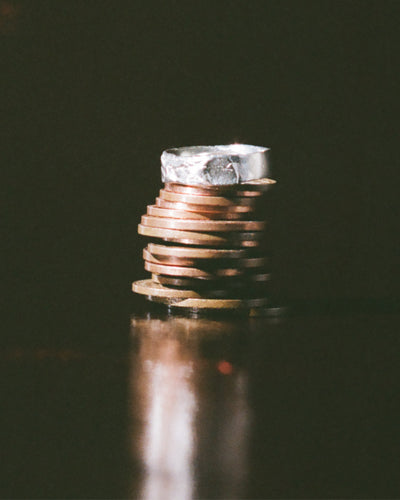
xmin=3 ymin=0 xmax=399 ymax=342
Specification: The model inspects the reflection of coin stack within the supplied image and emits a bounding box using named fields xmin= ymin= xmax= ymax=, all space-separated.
xmin=132 ymin=144 xmax=276 ymax=312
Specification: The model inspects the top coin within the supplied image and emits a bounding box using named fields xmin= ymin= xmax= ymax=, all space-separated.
xmin=161 ymin=144 xmax=269 ymax=186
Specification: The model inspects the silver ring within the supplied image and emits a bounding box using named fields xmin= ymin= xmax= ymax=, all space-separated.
xmin=161 ymin=144 xmax=269 ymax=186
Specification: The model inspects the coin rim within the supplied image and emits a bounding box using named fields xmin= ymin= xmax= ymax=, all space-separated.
xmin=159 ymin=189 xmax=257 ymax=207
xmin=155 ymin=197 xmax=255 ymax=213
xmin=138 ymin=224 xmax=264 ymax=245
xmin=147 ymin=243 xmax=248 ymax=259
xmin=152 ymin=273 xmax=271 ymax=286
xmin=164 ymin=183 xmax=263 ymax=197
xmin=144 ymin=247 xmax=267 ymax=268
xmin=147 ymin=205 xmax=247 ymax=220
xmin=144 ymin=260 xmax=255 ymax=278
xmin=141 ymin=215 xmax=266 ymax=232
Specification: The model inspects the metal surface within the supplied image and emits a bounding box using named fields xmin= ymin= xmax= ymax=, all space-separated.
xmin=165 ymin=178 xmax=276 ymax=193
xmin=132 ymin=278 xmax=257 ymax=300
xmin=147 ymin=205 xmax=247 ymax=220
xmin=155 ymin=197 xmax=255 ymax=214
xmin=141 ymin=215 xmax=266 ymax=232
xmin=159 ymin=189 xmax=256 ymax=207
xmin=161 ymin=144 xmax=269 ymax=186
xmin=132 ymin=279 xmax=201 ymax=298
xmin=137 ymin=224 xmax=264 ymax=247
xmin=143 ymin=247 xmax=267 ymax=268
xmin=149 ymin=296 xmax=270 ymax=309
xmin=147 ymin=243 xmax=250 ymax=259
xmin=143 ymin=260 xmax=260 ymax=278
xmin=152 ymin=273 xmax=271 ymax=287
xmin=164 ymin=182 xmax=264 ymax=197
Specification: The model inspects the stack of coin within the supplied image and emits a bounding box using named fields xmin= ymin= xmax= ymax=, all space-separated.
xmin=132 ymin=145 xmax=276 ymax=311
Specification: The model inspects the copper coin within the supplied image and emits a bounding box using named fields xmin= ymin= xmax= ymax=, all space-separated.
xmin=158 ymin=238 xmax=262 ymax=248
xmin=159 ymin=189 xmax=256 ymax=207
xmin=138 ymin=224 xmax=264 ymax=246
xmin=147 ymin=205 xmax=248 ymax=220
xmin=164 ymin=183 xmax=263 ymax=197
xmin=132 ymin=279 xmax=201 ymax=298
xmin=132 ymin=279 xmax=248 ymax=300
xmin=165 ymin=178 xmax=276 ymax=193
xmin=147 ymin=243 xmax=249 ymax=259
xmin=152 ymin=273 xmax=271 ymax=287
xmin=141 ymin=215 xmax=266 ymax=232
xmin=156 ymin=197 xmax=255 ymax=214
xmin=243 ymin=178 xmax=277 ymax=191
xmin=144 ymin=247 xmax=267 ymax=268
xmin=144 ymin=260 xmax=254 ymax=278
xmin=150 ymin=296 xmax=270 ymax=309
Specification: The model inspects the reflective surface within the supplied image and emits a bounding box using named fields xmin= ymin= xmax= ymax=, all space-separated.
xmin=129 ymin=317 xmax=251 ymax=500
xmin=2 ymin=311 xmax=400 ymax=498
xmin=161 ymin=144 xmax=269 ymax=185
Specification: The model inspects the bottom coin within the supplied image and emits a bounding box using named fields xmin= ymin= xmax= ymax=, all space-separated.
xmin=132 ymin=280 xmax=269 ymax=309
xmin=149 ymin=295 xmax=270 ymax=309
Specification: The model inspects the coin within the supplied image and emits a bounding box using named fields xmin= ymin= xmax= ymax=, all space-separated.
xmin=164 ymin=183 xmax=264 ymax=197
xmin=149 ymin=296 xmax=270 ymax=309
xmin=243 ymin=178 xmax=276 ymax=190
xmin=141 ymin=215 xmax=266 ymax=232
xmin=132 ymin=279 xmax=253 ymax=300
xmin=156 ymin=197 xmax=255 ymax=214
xmin=147 ymin=243 xmax=249 ymax=259
xmin=137 ymin=224 xmax=264 ymax=246
xmin=147 ymin=205 xmax=247 ymax=220
xmin=163 ymin=178 xmax=275 ymax=193
xmin=144 ymin=247 xmax=267 ymax=268
xmin=132 ymin=279 xmax=201 ymax=298
xmin=162 ymin=238 xmax=261 ymax=248
xmin=144 ymin=260 xmax=255 ymax=278
xmin=152 ymin=273 xmax=271 ymax=287
xmin=159 ymin=189 xmax=256 ymax=207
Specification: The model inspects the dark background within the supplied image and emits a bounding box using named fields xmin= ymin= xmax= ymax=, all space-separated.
xmin=3 ymin=0 xmax=399 ymax=337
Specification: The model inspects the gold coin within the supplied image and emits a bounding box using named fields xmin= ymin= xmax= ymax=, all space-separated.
xmin=156 ymin=197 xmax=255 ymax=214
xmin=144 ymin=247 xmax=267 ymax=268
xmin=147 ymin=205 xmax=246 ymax=220
xmin=159 ymin=189 xmax=256 ymax=207
xmin=141 ymin=215 xmax=266 ymax=232
xmin=138 ymin=224 xmax=264 ymax=246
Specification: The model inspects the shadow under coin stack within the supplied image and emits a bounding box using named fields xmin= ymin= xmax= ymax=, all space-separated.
xmin=132 ymin=144 xmax=276 ymax=313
